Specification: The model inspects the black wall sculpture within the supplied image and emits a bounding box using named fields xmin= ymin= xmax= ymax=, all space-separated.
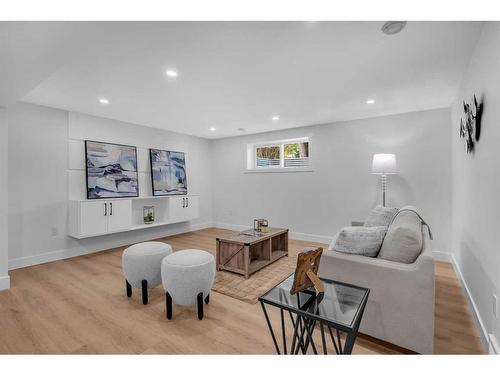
xmin=459 ymin=95 xmax=483 ymax=153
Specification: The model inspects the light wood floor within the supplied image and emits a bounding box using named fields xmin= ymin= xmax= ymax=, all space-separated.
xmin=0 ymin=228 xmax=484 ymax=354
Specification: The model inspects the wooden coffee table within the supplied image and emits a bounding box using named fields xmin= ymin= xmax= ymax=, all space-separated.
xmin=216 ymin=228 xmax=288 ymax=279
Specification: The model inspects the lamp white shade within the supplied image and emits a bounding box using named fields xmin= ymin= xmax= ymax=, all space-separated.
xmin=372 ymin=153 xmax=396 ymax=174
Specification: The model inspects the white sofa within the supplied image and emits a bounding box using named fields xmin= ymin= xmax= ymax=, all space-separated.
xmin=318 ymin=224 xmax=435 ymax=354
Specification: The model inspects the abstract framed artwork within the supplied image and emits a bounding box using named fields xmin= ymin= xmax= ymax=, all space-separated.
xmin=85 ymin=140 xmax=139 ymax=199
xmin=149 ymin=149 xmax=187 ymax=196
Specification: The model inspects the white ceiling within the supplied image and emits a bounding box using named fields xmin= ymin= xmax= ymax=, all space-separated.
xmin=14 ymin=21 xmax=484 ymax=138
xmin=0 ymin=22 xmax=101 ymax=107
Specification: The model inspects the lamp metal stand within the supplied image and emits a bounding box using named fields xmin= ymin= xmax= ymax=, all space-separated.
xmin=381 ymin=173 xmax=387 ymax=207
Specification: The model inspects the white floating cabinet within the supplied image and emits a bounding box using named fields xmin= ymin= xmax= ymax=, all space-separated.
xmin=107 ymin=200 xmax=133 ymax=233
xmin=168 ymin=196 xmax=199 ymax=223
xmin=68 ymin=195 xmax=199 ymax=239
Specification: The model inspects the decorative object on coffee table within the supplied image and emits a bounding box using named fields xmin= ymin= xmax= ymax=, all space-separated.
xmin=372 ymin=153 xmax=396 ymax=207
xmin=259 ymin=274 xmax=369 ymax=355
xmin=290 ymin=247 xmax=324 ymax=295
xmin=253 ymin=218 xmax=269 ymax=233
xmin=216 ymin=228 xmax=288 ymax=279
xmin=143 ymin=206 xmax=155 ymax=224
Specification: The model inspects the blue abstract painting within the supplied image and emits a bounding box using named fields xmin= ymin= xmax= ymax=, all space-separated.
xmin=85 ymin=140 xmax=139 ymax=199
xmin=150 ymin=149 xmax=187 ymax=196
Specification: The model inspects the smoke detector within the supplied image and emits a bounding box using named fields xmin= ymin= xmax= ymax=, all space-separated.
xmin=381 ymin=21 xmax=407 ymax=35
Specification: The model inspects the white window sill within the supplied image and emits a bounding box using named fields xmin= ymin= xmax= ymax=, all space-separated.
xmin=244 ymin=167 xmax=314 ymax=174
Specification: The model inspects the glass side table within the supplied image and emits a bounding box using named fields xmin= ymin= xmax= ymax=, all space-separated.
xmin=259 ymin=273 xmax=370 ymax=355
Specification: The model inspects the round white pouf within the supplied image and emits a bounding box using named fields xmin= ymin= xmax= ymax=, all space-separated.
xmin=161 ymin=249 xmax=215 ymax=319
xmin=122 ymin=241 xmax=173 ymax=289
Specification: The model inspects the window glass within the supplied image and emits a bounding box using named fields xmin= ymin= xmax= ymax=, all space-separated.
xmin=256 ymin=145 xmax=281 ymax=167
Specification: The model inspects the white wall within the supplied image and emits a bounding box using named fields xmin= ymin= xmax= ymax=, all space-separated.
xmin=8 ymin=102 xmax=213 ymax=269
xmin=450 ymin=22 xmax=500 ymax=351
xmin=6 ymin=103 xmax=453 ymax=273
xmin=0 ymin=108 xmax=9 ymax=290
xmin=212 ymin=108 xmax=452 ymax=256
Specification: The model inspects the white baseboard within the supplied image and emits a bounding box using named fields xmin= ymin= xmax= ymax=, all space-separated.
xmin=8 ymin=222 xmax=213 ymax=270
xmin=489 ymin=334 xmax=499 ymax=354
xmin=0 ymin=275 xmax=10 ymax=291
xmin=451 ymin=253 xmax=490 ymax=352
xmin=289 ymin=230 xmax=333 ymax=244
xmin=213 ymin=222 xmax=332 ymax=244
xmin=212 ymin=222 xmax=248 ymax=232
xmin=432 ymin=251 xmax=452 ymax=263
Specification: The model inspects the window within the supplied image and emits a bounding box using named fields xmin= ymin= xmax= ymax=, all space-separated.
xmin=284 ymin=141 xmax=309 ymax=167
xmin=256 ymin=145 xmax=281 ymax=167
xmin=247 ymin=137 xmax=311 ymax=171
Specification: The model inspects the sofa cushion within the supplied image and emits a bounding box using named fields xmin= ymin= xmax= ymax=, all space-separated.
xmin=364 ymin=205 xmax=398 ymax=227
xmin=329 ymin=226 xmax=387 ymax=257
xmin=378 ymin=209 xmax=423 ymax=263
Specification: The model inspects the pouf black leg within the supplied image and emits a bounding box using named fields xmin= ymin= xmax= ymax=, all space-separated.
xmin=166 ymin=292 xmax=173 ymax=320
xmin=141 ymin=279 xmax=148 ymax=305
xmin=126 ymin=280 xmax=132 ymax=298
xmin=204 ymin=293 xmax=210 ymax=304
xmin=197 ymin=292 xmax=204 ymax=320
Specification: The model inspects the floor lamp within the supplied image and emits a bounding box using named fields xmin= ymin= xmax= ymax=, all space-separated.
xmin=372 ymin=154 xmax=397 ymax=207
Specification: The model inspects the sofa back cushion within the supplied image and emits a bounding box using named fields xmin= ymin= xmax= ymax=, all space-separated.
xmin=329 ymin=226 xmax=387 ymax=257
xmin=364 ymin=205 xmax=398 ymax=227
xmin=378 ymin=209 xmax=423 ymax=263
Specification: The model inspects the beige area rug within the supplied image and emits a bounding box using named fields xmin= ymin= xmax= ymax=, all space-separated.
xmin=210 ymin=239 xmax=326 ymax=304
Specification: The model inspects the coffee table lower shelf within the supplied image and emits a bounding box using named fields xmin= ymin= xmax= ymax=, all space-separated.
xmin=249 ymin=250 xmax=288 ymax=274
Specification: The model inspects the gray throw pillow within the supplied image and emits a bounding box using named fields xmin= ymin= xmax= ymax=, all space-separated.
xmin=329 ymin=226 xmax=387 ymax=257
xmin=378 ymin=209 xmax=423 ymax=264
xmin=364 ymin=205 xmax=398 ymax=227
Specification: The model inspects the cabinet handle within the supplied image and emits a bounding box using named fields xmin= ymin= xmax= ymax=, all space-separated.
xmin=104 ymin=203 xmax=107 ymax=216
xmin=186 ymin=197 xmax=189 ymax=207
xmin=182 ymin=198 xmax=185 ymax=208
xmin=110 ymin=202 xmax=113 ymax=216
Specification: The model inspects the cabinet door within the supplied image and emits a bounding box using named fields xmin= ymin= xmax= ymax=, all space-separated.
xmin=107 ymin=199 xmax=132 ymax=233
xmin=183 ymin=196 xmax=199 ymax=221
xmin=168 ymin=196 xmax=188 ymax=223
xmin=80 ymin=201 xmax=108 ymax=237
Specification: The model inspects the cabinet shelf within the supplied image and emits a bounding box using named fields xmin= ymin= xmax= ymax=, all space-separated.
xmin=70 ymin=195 xmax=197 ymax=202
xmin=68 ymin=195 xmax=199 ymax=239
xmin=130 ymin=221 xmax=171 ymax=231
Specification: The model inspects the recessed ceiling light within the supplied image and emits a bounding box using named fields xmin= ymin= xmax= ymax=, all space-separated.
xmin=209 ymin=127 xmax=216 ymax=132
xmin=166 ymin=69 xmax=178 ymax=77
xmin=272 ymin=116 xmax=279 ymax=121
xmin=381 ymin=21 xmax=407 ymax=35
xmin=99 ymin=98 xmax=109 ymax=105
xmin=366 ymin=99 xmax=375 ymax=104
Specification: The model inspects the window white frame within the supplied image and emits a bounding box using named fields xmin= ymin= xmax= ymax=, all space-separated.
xmin=246 ymin=136 xmax=313 ymax=173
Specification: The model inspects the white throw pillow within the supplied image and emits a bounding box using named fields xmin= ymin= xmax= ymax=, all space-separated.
xmin=330 ymin=226 xmax=387 ymax=257
xmin=378 ymin=209 xmax=423 ymax=264
xmin=364 ymin=205 xmax=398 ymax=227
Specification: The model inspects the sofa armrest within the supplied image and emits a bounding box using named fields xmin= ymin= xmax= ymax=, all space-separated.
xmin=319 ymin=249 xmax=432 ymax=276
